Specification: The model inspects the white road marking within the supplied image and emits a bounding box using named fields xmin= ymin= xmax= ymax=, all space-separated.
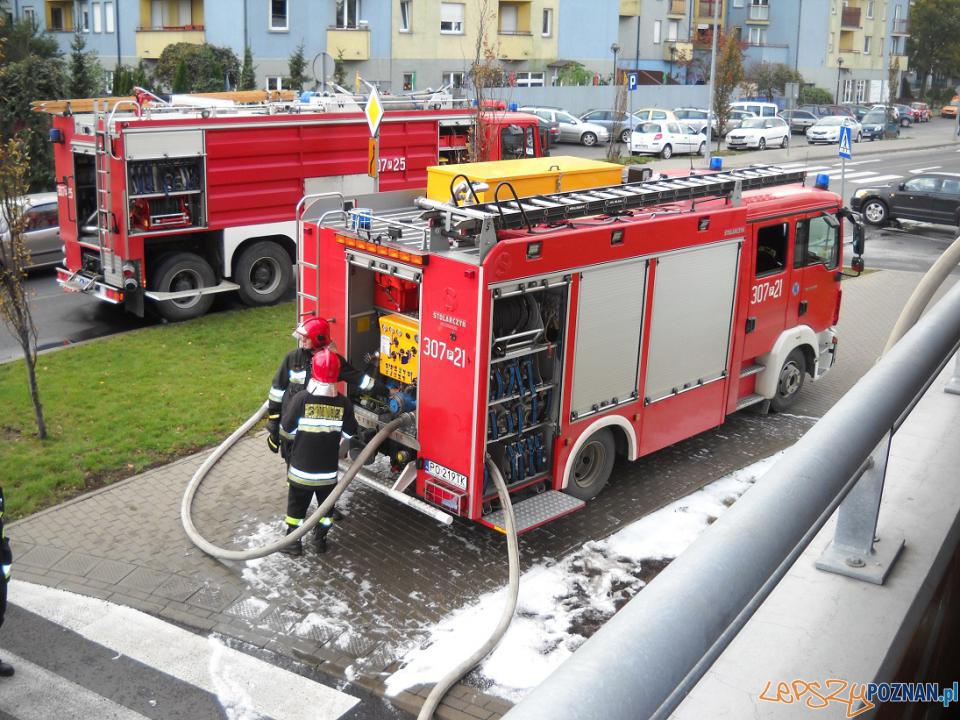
xmin=10 ymin=581 xmax=360 ymax=720
xmin=820 ymin=170 xmax=879 ymax=180
xmin=0 ymin=651 xmax=151 ymax=720
xmin=909 ymin=166 xmax=941 ymax=174
xmin=831 ymin=159 xmax=882 ymax=166
xmin=851 ymin=174 xmax=903 ymax=185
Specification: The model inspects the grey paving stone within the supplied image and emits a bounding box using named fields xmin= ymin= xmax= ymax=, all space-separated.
xmin=118 ymin=566 xmax=170 ymax=594
xmin=86 ymin=559 xmax=137 ymax=584
xmin=224 ymin=596 xmax=270 ymax=621
xmin=187 ymin=583 xmax=242 ymax=613
xmin=51 ymin=552 xmax=103 ymax=578
xmin=16 ymin=545 xmax=68 ymax=570
xmin=258 ymin=606 xmax=303 ymax=634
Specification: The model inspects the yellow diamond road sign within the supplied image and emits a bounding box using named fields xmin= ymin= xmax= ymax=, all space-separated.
xmin=365 ymin=86 xmax=384 ymax=138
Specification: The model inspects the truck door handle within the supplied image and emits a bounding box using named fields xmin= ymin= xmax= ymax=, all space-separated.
xmin=745 ymin=317 xmax=756 ymax=333
xmin=798 ymin=300 xmax=808 ymax=317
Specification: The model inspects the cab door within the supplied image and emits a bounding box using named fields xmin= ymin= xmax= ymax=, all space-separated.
xmin=742 ymin=221 xmax=792 ymax=361
xmin=889 ymin=176 xmax=939 ymax=222
xmin=788 ymin=212 xmax=842 ymax=332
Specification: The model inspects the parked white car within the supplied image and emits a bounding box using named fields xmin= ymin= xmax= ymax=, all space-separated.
xmin=630 ymin=121 xmax=706 ymax=159
xmin=806 ymin=115 xmax=863 ymax=144
xmin=725 ymin=116 xmax=790 ymax=150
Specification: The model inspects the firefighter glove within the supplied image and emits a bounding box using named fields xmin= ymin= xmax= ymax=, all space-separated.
xmin=266 ymin=419 xmax=280 ymax=453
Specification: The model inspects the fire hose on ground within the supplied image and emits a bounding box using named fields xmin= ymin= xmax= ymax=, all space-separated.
xmin=180 ymin=401 xmax=521 ymax=720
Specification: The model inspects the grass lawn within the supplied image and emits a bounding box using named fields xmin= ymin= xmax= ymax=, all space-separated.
xmin=0 ymin=302 xmax=297 ymax=520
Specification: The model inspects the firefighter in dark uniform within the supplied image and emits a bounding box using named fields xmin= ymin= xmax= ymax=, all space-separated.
xmin=0 ymin=487 xmax=14 ymax=677
xmin=265 ymin=316 xmax=384 ymax=455
xmin=278 ymin=350 xmax=358 ymax=556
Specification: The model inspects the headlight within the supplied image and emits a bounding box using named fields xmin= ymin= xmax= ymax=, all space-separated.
xmin=853 ymin=189 xmax=869 ymax=199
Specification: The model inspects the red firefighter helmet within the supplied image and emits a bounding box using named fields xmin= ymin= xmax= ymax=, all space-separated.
xmin=293 ymin=316 xmax=330 ymax=349
xmin=311 ymin=349 xmax=340 ymax=384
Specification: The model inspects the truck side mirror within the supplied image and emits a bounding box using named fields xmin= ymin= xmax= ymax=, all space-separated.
xmin=852 ymin=221 xmax=865 ymax=256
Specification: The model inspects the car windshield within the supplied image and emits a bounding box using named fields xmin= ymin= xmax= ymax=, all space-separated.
xmin=817 ymin=117 xmax=844 ymax=126
xmin=863 ymin=112 xmax=885 ymax=123
xmin=740 ymin=118 xmax=766 ymax=129
xmin=640 ymin=122 xmax=662 ymax=133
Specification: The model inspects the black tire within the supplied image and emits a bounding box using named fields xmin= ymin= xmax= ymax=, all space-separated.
xmin=758 ymin=137 xmax=766 ymax=150
xmin=697 ymin=141 xmax=706 ymax=156
xmin=862 ymin=198 xmax=889 ymax=227
xmin=150 ymin=252 xmax=216 ymax=322
xmin=620 ymin=128 xmax=632 ymax=143
xmin=565 ymin=428 xmax=616 ymax=501
xmin=770 ymin=348 xmax=807 ymax=412
xmin=581 ymin=131 xmax=598 ymax=147
xmin=901 ymin=118 xmax=910 ymax=127
xmin=660 ymin=143 xmax=673 ymax=159
xmin=780 ymin=134 xmax=789 ymax=148
xmin=235 ymin=240 xmax=293 ymax=307
xmin=856 ymin=132 xmax=863 ymax=143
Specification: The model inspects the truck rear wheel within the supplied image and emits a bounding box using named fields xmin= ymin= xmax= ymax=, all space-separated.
xmin=151 ymin=252 xmax=216 ymax=322
xmin=770 ymin=348 xmax=806 ymax=412
xmin=565 ymin=428 xmax=616 ymax=501
xmin=235 ymin=241 xmax=292 ymax=307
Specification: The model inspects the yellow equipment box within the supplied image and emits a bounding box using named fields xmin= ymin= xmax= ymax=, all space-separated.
xmin=379 ymin=313 xmax=420 ymax=384
xmin=426 ymin=156 xmax=623 ymax=204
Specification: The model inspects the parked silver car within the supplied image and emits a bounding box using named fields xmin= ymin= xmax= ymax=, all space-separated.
xmin=519 ymin=106 xmax=610 ymax=146
xmin=0 ymin=192 xmax=62 ymax=270
xmin=579 ymin=109 xmax=641 ymax=143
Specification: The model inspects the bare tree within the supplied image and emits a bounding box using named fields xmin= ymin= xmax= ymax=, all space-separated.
xmin=467 ymin=0 xmax=503 ymax=161
xmin=0 ymin=137 xmax=47 ymax=438
xmin=711 ymin=33 xmax=745 ymax=151
xmin=607 ymin=80 xmax=629 ymax=161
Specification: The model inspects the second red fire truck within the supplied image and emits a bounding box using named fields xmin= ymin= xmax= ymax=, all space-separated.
xmin=298 ymin=162 xmax=864 ymax=533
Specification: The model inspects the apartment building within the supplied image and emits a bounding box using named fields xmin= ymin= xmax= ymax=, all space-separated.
xmin=618 ymin=0 xmax=694 ymax=83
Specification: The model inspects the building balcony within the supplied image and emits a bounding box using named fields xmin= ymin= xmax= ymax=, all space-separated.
xmin=668 ymin=0 xmax=687 ymax=17
xmin=841 ymin=7 xmax=861 ymax=28
xmin=326 ymin=27 xmax=370 ymax=61
xmin=892 ymin=19 xmax=909 ymax=35
xmin=498 ymin=31 xmax=535 ymax=61
xmin=747 ymin=4 xmax=769 ymax=22
xmin=893 ymin=54 xmax=909 ymax=71
xmin=619 ymin=0 xmax=641 ymax=16
xmin=697 ymin=0 xmax=721 ymax=21
xmin=134 ymin=27 xmax=205 ymax=59
xmin=663 ymin=40 xmax=693 ymax=62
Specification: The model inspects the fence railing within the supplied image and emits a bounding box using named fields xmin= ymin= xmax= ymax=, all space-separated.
xmin=503 ymin=279 xmax=960 ymax=720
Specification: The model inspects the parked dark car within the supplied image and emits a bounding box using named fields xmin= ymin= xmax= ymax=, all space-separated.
xmin=851 ymin=172 xmax=960 ymax=227
xmin=840 ymin=103 xmax=873 ymax=121
xmin=780 ymin=109 xmax=818 ymax=134
xmin=860 ymin=109 xmax=900 ymax=140
xmin=798 ymin=103 xmax=855 ymax=118
xmin=0 ymin=192 xmax=62 ymax=270
xmin=893 ymin=104 xmax=916 ymax=126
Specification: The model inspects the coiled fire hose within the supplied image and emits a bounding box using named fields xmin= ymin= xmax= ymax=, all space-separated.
xmin=181 ymin=403 xmax=522 ymax=720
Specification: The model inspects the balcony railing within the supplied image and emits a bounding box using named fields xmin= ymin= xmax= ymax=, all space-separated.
xmin=841 ymin=7 xmax=861 ymax=27
xmin=698 ymin=0 xmax=719 ymax=19
xmin=892 ymin=18 xmax=909 ymax=34
xmin=136 ymin=24 xmax=205 ymax=32
xmin=668 ymin=0 xmax=687 ymax=15
xmin=748 ymin=4 xmax=769 ymax=21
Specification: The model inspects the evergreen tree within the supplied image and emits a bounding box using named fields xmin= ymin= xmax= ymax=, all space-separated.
xmin=172 ymin=59 xmax=190 ymax=93
xmin=240 ymin=45 xmax=256 ymax=90
xmin=288 ymin=41 xmax=307 ymax=92
xmin=69 ymin=29 xmax=104 ymax=98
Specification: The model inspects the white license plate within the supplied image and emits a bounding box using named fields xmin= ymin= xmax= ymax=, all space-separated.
xmin=424 ymin=460 xmax=467 ymax=490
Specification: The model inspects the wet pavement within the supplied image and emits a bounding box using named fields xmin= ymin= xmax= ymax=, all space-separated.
xmin=8 ymin=268 xmax=951 ymax=719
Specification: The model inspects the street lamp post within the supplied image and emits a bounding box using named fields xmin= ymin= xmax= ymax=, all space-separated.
xmin=611 ymin=42 xmax=621 ymax=146
xmin=836 ymin=56 xmax=844 ymax=103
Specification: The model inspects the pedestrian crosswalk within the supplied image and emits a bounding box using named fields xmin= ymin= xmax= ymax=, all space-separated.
xmin=773 ymin=161 xmax=942 ymax=187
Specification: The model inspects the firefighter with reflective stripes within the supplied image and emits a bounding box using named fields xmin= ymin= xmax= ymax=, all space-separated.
xmin=278 ymin=350 xmax=358 ymax=556
xmin=266 ymin=316 xmax=383 ymax=456
xmin=0 ymin=487 xmax=13 ymax=677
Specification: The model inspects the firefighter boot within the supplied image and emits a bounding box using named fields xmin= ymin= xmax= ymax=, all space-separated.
xmin=279 ymin=523 xmax=303 ymax=557
xmin=312 ymin=517 xmax=333 ymax=554
xmin=329 ymin=506 xmax=344 ymax=522
xmin=0 ymin=659 xmax=13 ymax=677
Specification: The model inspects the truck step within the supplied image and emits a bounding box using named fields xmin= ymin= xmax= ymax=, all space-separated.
xmin=739 ymin=363 xmax=765 ymax=378
xmin=481 ymin=490 xmax=585 ymax=535
xmin=736 ymin=393 xmax=768 ymax=411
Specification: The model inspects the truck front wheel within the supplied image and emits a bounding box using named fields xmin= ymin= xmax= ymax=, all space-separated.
xmin=565 ymin=428 xmax=616 ymax=501
xmin=151 ymin=252 xmax=216 ymax=322
xmin=235 ymin=241 xmax=292 ymax=307
xmin=770 ymin=348 xmax=807 ymax=412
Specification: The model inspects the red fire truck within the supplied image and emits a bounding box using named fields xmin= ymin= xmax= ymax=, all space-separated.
xmin=45 ymin=93 xmax=547 ymax=320
xmin=298 ymin=164 xmax=865 ymax=533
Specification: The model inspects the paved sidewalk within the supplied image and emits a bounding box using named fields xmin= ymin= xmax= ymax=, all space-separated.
xmin=7 ymin=269 xmax=951 ymax=719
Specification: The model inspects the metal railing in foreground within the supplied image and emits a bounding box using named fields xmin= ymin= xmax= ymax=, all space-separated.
xmin=503 ymin=279 xmax=960 ymax=720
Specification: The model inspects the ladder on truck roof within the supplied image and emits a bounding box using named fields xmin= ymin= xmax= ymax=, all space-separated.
xmin=420 ymin=165 xmax=808 ymax=233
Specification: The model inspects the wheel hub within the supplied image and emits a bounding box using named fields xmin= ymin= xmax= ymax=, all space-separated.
xmin=778 ymin=361 xmax=802 ymax=397
xmin=170 ymin=270 xmax=201 ymax=308
xmin=573 ymin=441 xmax=606 ymax=488
xmin=250 ymin=257 xmax=281 ymax=294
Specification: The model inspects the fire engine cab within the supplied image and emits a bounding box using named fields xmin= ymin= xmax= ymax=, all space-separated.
xmin=298 ymin=162 xmax=865 ymax=533
xmin=42 ymin=90 xmax=547 ymax=321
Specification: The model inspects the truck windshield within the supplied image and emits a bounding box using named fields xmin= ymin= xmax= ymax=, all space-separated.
xmin=500 ymin=124 xmax=536 ymax=158
xmin=795 ymin=215 xmax=840 ymax=270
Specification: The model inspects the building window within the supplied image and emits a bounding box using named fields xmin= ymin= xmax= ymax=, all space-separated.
xmin=842 ymin=78 xmax=853 ymax=103
xmin=748 ymin=25 xmax=766 ymax=45
xmin=266 ymin=76 xmax=283 ymax=90
xmin=402 ymin=72 xmax=415 ymax=90
xmin=81 ymin=7 xmax=90 ymax=31
xmin=270 ymin=0 xmax=288 ymax=31
xmin=653 ymin=19 xmax=661 ymax=43
xmin=442 ymin=71 xmax=465 ymax=88
xmin=105 ymin=2 xmax=114 ymax=32
xmin=500 ymin=3 xmax=518 ymax=33
xmin=400 ymin=1 xmax=412 ymax=31
xmin=336 ymin=0 xmax=360 ymax=29
xmin=749 ymin=0 xmax=769 ymax=21
xmin=829 ymin=31 xmax=834 ymax=51
xmin=667 ymin=19 xmax=679 ymax=41
xmin=866 ymin=0 xmax=874 ymax=18
xmin=93 ymin=2 xmax=101 ymax=32
xmin=863 ymin=35 xmax=871 ymax=53
xmin=514 ymin=71 xmax=545 ymax=87
xmin=440 ymin=3 xmax=464 ymax=33
xmin=855 ymin=79 xmax=866 ymax=102
xmin=49 ymin=5 xmax=64 ymax=30
xmin=542 ymin=7 xmax=553 ymax=36
xmin=733 ymin=0 xmax=744 ymax=6
xmin=23 ymin=6 xmax=36 ymax=23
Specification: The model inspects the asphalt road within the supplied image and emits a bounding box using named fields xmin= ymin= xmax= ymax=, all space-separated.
xmin=2 ymin=137 xmax=956 ymax=364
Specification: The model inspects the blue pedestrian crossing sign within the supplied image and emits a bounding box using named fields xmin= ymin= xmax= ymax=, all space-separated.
xmin=838 ymin=125 xmax=853 ymax=160
xmin=627 ymin=72 xmax=638 ymax=91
